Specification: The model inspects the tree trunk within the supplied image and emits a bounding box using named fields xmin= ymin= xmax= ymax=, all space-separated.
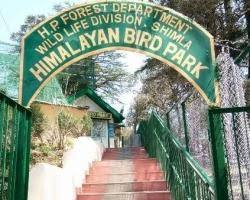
xmin=224 ymin=0 xmax=234 ymax=40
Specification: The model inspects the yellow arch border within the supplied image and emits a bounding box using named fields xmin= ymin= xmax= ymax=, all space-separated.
xmin=18 ymin=0 xmax=220 ymax=107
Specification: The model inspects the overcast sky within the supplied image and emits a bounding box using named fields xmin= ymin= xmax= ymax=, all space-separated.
xmin=0 ymin=0 xmax=147 ymax=116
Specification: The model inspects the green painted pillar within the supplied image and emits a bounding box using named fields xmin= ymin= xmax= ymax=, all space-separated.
xmin=208 ymin=109 xmax=229 ymax=200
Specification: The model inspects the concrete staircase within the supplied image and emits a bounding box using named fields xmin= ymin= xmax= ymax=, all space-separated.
xmin=77 ymin=147 xmax=170 ymax=200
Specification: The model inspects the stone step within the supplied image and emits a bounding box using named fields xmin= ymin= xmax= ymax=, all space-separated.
xmin=104 ymin=151 xmax=146 ymax=154
xmin=90 ymin=165 xmax=161 ymax=174
xmin=103 ymin=152 xmax=148 ymax=156
xmin=82 ymin=181 xmax=167 ymax=193
xmin=102 ymin=154 xmax=148 ymax=159
xmin=93 ymin=159 xmax=157 ymax=167
xmin=105 ymin=147 xmax=146 ymax=152
xmin=86 ymin=172 xmax=164 ymax=184
xmin=104 ymin=151 xmax=147 ymax=154
xmin=102 ymin=155 xmax=149 ymax=160
xmin=89 ymin=169 xmax=163 ymax=176
xmin=77 ymin=191 xmax=171 ymax=200
xmin=105 ymin=147 xmax=145 ymax=152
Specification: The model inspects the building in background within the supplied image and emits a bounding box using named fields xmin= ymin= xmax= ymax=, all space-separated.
xmin=68 ymin=86 xmax=124 ymax=148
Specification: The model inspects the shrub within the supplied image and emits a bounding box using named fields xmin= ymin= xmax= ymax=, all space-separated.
xmin=30 ymin=104 xmax=46 ymax=142
xmin=74 ymin=113 xmax=93 ymax=137
xmin=57 ymin=111 xmax=75 ymax=150
xmin=56 ymin=111 xmax=92 ymax=149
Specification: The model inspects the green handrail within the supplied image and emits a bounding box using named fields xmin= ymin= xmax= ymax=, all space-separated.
xmin=137 ymin=111 xmax=215 ymax=200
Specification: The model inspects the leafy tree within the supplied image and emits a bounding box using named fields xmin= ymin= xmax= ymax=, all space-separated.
xmin=57 ymin=52 xmax=134 ymax=100
xmin=73 ymin=113 xmax=93 ymax=137
xmin=53 ymin=2 xmax=73 ymax=12
xmin=57 ymin=111 xmax=76 ymax=150
xmin=56 ymin=110 xmax=94 ymax=149
xmin=137 ymin=59 xmax=192 ymax=107
xmin=126 ymin=94 xmax=151 ymax=127
xmin=155 ymin=0 xmax=246 ymax=41
xmin=30 ymin=104 xmax=46 ymax=143
xmin=127 ymin=58 xmax=193 ymax=125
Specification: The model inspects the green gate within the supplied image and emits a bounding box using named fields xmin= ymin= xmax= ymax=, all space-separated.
xmin=0 ymin=92 xmax=31 ymax=200
xmin=209 ymin=107 xmax=250 ymax=200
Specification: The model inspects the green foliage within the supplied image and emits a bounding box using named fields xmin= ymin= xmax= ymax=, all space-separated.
xmin=57 ymin=111 xmax=75 ymax=149
xmin=56 ymin=110 xmax=93 ymax=149
xmin=57 ymin=111 xmax=75 ymax=133
xmin=78 ymin=113 xmax=93 ymax=137
xmin=39 ymin=144 xmax=53 ymax=156
xmin=31 ymin=143 xmax=63 ymax=166
xmin=127 ymin=58 xmax=193 ymax=126
xmin=56 ymin=57 xmax=97 ymax=96
xmin=157 ymin=0 xmax=244 ymax=38
xmin=30 ymin=106 xmax=93 ymax=165
xmin=127 ymin=94 xmax=151 ymax=127
xmin=30 ymin=104 xmax=46 ymax=142
xmin=57 ymin=52 xmax=134 ymax=100
xmin=94 ymin=52 xmax=135 ymax=100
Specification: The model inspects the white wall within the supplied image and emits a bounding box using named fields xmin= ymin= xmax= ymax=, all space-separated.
xmin=28 ymin=137 xmax=105 ymax=200
xmin=73 ymin=96 xmax=105 ymax=112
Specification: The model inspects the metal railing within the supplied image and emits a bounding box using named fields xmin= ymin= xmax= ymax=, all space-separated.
xmin=137 ymin=112 xmax=215 ymax=200
xmin=166 ymin=94 xmax=212 ymax=174
xmin=0 ymin=92 xmax=31 ymax=200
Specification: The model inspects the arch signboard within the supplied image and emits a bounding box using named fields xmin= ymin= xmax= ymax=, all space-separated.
xmin=19 ymin=0 xmax=219 ymax=106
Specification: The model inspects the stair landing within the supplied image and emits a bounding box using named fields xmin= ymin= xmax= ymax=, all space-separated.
xmin=77 ymin=147 xmax=170 ymax=200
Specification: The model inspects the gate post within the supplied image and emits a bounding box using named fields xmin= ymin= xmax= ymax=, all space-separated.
xmin=208 ymin=109 xmax=229 ymax=200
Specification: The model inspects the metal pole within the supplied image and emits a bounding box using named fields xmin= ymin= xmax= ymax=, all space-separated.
xmin=208 ymin=109 xmax=229 ymax=200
